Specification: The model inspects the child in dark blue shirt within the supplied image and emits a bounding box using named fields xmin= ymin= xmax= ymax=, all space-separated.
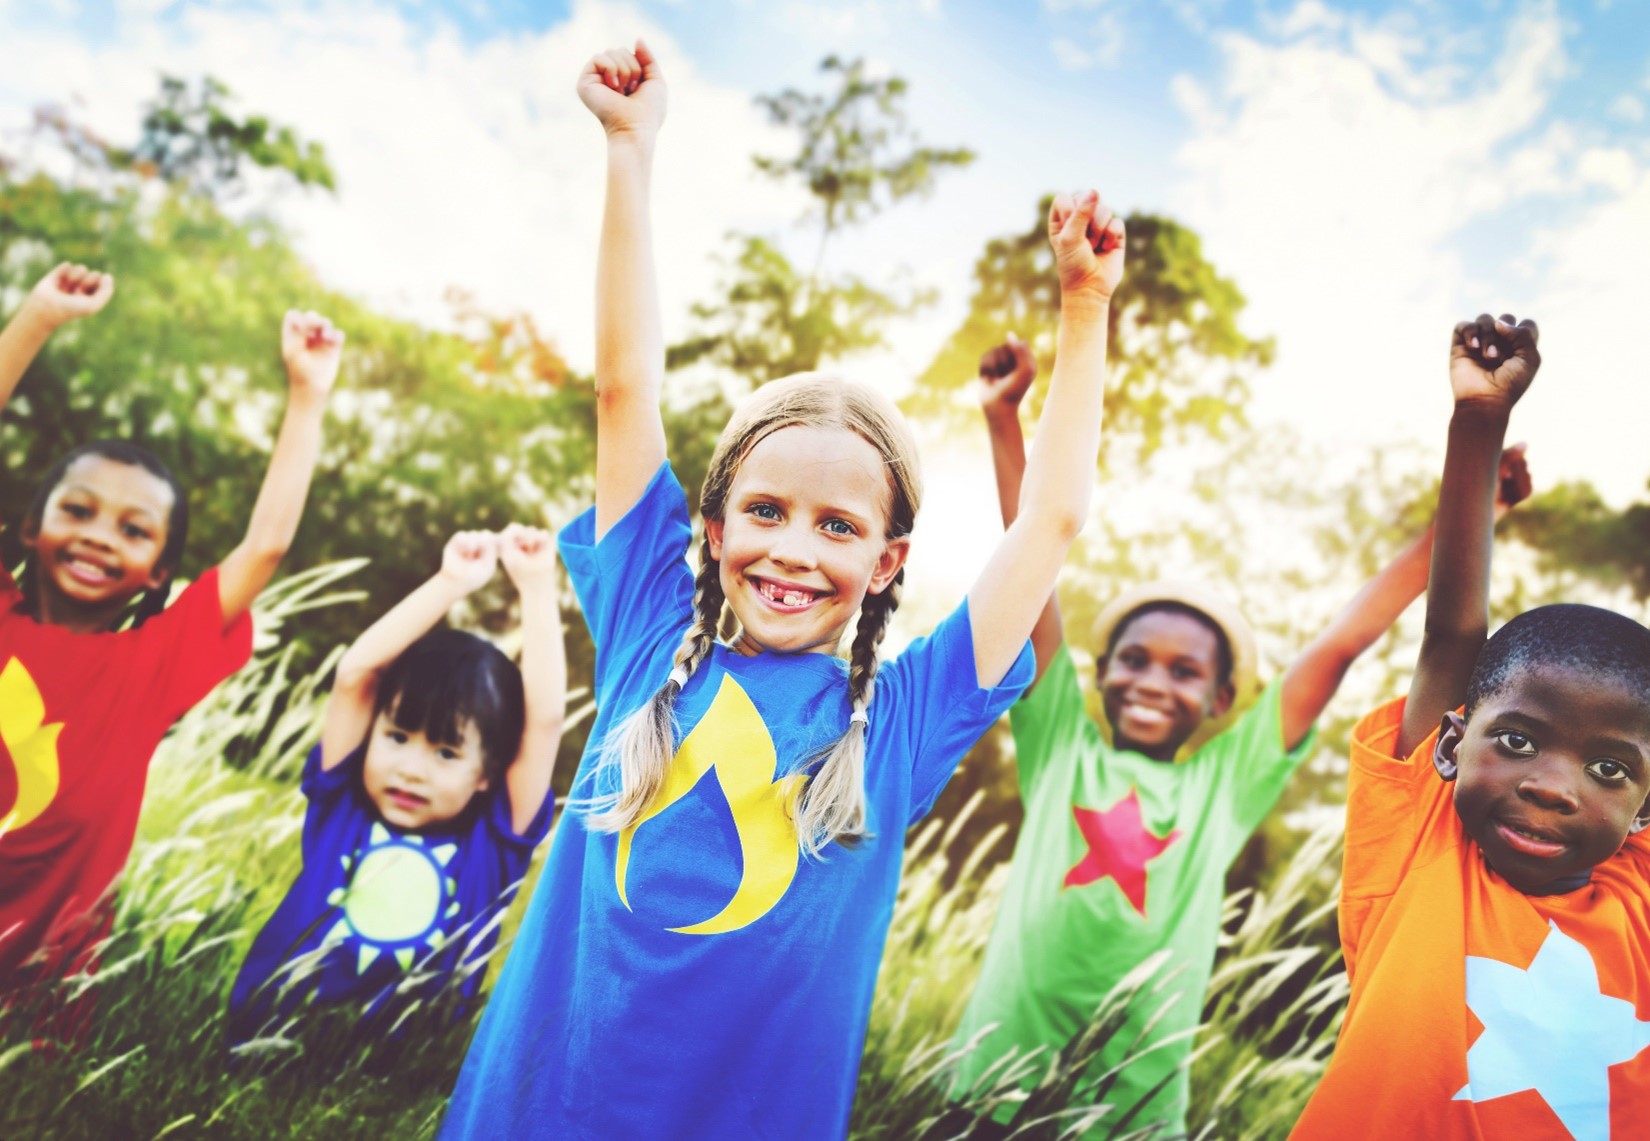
xmin=228 ymin=526 xmax=565 ymax=1043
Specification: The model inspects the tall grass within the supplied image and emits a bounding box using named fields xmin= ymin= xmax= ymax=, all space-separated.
xmin=2 ymin=587 xmax=1348 ymax=1139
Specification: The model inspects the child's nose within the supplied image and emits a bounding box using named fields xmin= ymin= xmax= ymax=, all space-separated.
xmin=768 ymin=525 xmax=818 ymax=570
xmin=1517 ymin=762 xmax=1580 ymax=813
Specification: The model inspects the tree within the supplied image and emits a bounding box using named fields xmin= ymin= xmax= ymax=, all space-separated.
xmin=669 ymin=56 xmax=971 ymax=388
xmin=909 ymin=203 xmax=1273 ymax=473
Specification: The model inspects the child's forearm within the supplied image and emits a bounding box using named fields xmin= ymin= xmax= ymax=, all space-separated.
xmin=983 ymin=404 xmax=1028 ymax=530
xmin=0 ymin=306 xmax=56 ymax=411
xmin=1016 ymin=297 xmax=1108 ymax=540
xmin=593 ymin=136 xmax=668 ymax=538
xmin=1398 ymin=405 xmax=1508 ymax=753
xmin=967 ymin=297 xmax=1108 ymax=686
xmin=1281 ymin=523 xmax=1433 ymax=749
xmin=216 ymin=390 xmax=327 ymax=622
xmin=507 ymin=583 xmax=567 ymax=832
xmin=335 ymin=573 xmax=473 ymax=691
xmin=982 ymin=400 xmax=1066 ymax=686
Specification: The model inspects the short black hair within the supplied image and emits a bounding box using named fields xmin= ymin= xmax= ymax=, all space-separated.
xmin=372 ymin=628 xmax=526 ymax=784
xmin=10 ymin=440 xmax=189 ymax=629
xmin=1106 ymin=601 xmax=1235 ymax=687
xmin=1465 ymin=604 xmax=1650 ymax=716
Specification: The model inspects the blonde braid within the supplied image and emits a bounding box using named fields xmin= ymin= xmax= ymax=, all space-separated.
xmin=586 ymin=533 xmax=726 ymax=833
xmin=794 ymin=569 xmax=904 ymax=858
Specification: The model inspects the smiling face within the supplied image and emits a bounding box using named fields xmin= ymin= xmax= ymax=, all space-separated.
xmin=23 ymin=454 xmax=174 ymax=628
xmin=361 ymin=706 xmax=491 ymax=831
xmin=1099 ymin=608 xmax=1235 ymax=761
xmin=1439 ymin=662 xmax=1650 ymax=893
xmin=706 ymin=424 xmax=909 ymax=657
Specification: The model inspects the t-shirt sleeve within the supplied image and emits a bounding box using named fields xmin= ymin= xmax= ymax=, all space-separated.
xmin=1199 ymin=676 xmax=1317 ymax=838
xmin=488 ymin=783 xmax=555 ymax=849
xmin=1338 ymin=697 xmax=1450 ymax=972
xmin=133 ymin=566 xmax=254 ymax=724
xmin=557 ymin=463 xmax=695 ymax=713
xmin=1006 ymin=644 xmax=1096 ymax=799
xmin=880 ymin=599 xmax=1035 ymax=825
xmin=298 ymin=742 xmax=358 ymax=856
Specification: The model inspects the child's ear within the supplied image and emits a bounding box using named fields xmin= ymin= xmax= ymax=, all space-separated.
xmin=18 ymin=516 xmax=39 ymax=550
xmin=476 ymin=774 xmax=491 ymax=794
xmin=1433 ymin=711 xmax=1466 ymax=782
xmin=144 ymin=563 xmax=173 ymax=592
xmin=867 ymin=536 xmax=910 ymax=595
xmin=705 ymin=518 xmax=724 ymax=561
xmin=1631 ymin=793 xmax=1650 ymax=835
xmin=1211 ymin=680 xmax=1236 ymax=719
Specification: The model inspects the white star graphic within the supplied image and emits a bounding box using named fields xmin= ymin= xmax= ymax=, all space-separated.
xmin=1454 ymin=920 xmax=1650 ymax=1139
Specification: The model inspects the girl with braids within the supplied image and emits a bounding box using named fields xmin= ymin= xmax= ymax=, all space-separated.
xmin=0 ymin=263 xmax=340 ymax=1003
xmin=439 ymin=40 xmax=1123 ymax=1141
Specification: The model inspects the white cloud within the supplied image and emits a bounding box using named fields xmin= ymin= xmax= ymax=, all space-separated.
xmin=0 ymin=0 xmax=802 ymax=369
xmin=1608 ymin=93 xmax=1644 ymax=123
xmin=1166 ymin=3 xmax=1650 ymax=502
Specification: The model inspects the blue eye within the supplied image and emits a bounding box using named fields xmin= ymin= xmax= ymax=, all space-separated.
xmin=823 ymin=519 xmax=855 ymax=537
xmin=748 ymin=503 xmax=780 ymax=521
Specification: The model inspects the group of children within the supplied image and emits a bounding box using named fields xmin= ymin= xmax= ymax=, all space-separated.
xmin=1 ymin=34 xmax=1645 ymax=1141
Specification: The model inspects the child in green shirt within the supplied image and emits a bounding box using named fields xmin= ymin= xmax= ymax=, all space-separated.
xmin=952 ymin=336 xmax=1529 ymax=1135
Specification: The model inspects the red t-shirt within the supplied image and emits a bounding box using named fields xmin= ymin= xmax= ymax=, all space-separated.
xmin=1294 ymin=698 xmax=1650 ymax=1140
xmin=0 ymin=567 xmax=252 ymax=984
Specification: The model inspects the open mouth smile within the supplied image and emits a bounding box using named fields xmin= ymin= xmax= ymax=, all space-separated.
xmin=752 ymin=577 xmax=827 ymax=612
xmin=1120 ymin=701 xmax=1172 ymax=730
xmin=58 ymin=551 xmax=121 ymax=586
xmin=1493 ymin=819 xmax=1568 ymax=859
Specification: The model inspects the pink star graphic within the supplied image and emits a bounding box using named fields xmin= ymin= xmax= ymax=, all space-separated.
xmin=1062 ymin=788 xmax=1181 ymax=917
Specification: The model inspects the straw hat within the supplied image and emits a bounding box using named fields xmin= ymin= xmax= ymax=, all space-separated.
xmin=1088 ymin=581 xmax=1261 ymax=759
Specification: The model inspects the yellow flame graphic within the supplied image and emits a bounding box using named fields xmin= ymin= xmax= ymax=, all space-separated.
xmin=615 ymin=674 xmax=805 ymax=935
xmin=0 ymin=657 xmax=64 ymax=837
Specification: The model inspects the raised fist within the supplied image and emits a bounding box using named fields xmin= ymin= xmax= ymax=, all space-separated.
xmin=24 ymin=263 xmax=115 ymax=328
xmin=281 ymin=310 xmax=344 ymax=398
xmin=440 ymin=530 xmax=500 ymax=594
xmin=1494 ymin=442 xmax=1532 ymax=520
xmin=577 ymin=39 xmax=668 ymax=140
xmin=1048 ymin=189 xmax=1125 ymax=302
xmin=498 ymin=523 xmax=558 ymax=590
xmin=977 ymin=334 xmax=1037 ymax=413
xmin=1449 ymin=314 xmax=1539 ymax=412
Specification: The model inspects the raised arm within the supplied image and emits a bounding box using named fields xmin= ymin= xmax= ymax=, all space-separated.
xmin=0 ymin=264 xmax=115 ymax=412
xmin=1395 ymin=315 xmax=1540 ymax=756
xmin=498 ymin=523 xmax=568 ymax=834
xmin=967 ymin=192 xmax=1122 ymax=687
xmin=580 ymin=41 xmax=670 ymax=540
xmin=216 ymin=311 xmax=340 ymax=627
xmin=318 ymin=531 xmax=500 ymax=770
xmin=1279 ymin=446 xmax=1531 ymax=751
xmin=978 ymin=336 xmax=1065 ymax=688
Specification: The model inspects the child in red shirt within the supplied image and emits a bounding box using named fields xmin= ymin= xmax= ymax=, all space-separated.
xmin=1294 ymin=316 xmax=1650 ymax=1138
xmin=0 ymin=264 xmax=340 ymax=1005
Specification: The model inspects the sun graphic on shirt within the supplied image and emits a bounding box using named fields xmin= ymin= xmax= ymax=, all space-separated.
xmin=324 ymin=823 xmax=461 ymax=975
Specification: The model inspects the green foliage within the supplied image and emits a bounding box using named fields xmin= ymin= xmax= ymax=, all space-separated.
xmin=670 ymin=56 xmax=968 ymax=388
xmin=754 ymin=56 xmax=974 ymax=238
xmin=0 ymin=94 xmax=596 ymax=670
xmin=667 ymin=234 xmax=932 ymax=383
xmin=909 ymin=206 xmax=1273 ymax=473
xmin=1501 ymin=480 xmax=1650 ymax=601
xmin=123 ymin=76 xmax=336 ymax=195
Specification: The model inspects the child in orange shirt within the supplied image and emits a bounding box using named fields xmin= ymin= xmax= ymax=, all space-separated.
xmin=1294 ymin=316 xmax=1650 ymax=1139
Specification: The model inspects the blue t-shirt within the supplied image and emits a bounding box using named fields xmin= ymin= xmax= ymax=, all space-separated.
xmin=227 ymin=743 xmax=552 ymax=1042
xmin=439 ymin=463 xmax=1033 ymax=1140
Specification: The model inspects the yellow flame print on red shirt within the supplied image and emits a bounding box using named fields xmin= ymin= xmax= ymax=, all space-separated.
xmin=615 ymin=674 xmax=807 ymax=935
xmin=0 ymin=658 xmax=64 ymax=837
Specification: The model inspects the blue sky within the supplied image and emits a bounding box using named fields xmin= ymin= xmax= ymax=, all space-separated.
xmin=2 ymin=0 xmax=1649 ymax=617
